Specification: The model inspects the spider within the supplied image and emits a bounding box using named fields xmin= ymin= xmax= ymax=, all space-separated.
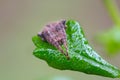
xmin=38 ymin=20 xmax=70 ymax=60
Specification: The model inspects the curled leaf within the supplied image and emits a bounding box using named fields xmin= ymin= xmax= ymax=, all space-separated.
xmin=32 ymin=20 xmax=120 ymax=78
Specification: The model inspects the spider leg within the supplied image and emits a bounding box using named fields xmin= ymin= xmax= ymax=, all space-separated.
xmin=53 ymin=41 xmax=66 ymax=56
xmin=60 ymin=20 xmax=67 ymax=29
xmin=46 ymin=31 xmax=67 ymax=57
xmin=58 ymin=40 xmax=62 ymax=45
xmin=61 ymin=19 xmax=66 ymax=25
xmin=61 ymin=38 xmax=70 ymax=60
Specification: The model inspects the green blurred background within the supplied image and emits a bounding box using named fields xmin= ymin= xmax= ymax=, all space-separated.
xmin=0 ymin=0 xmax=120 ymax=80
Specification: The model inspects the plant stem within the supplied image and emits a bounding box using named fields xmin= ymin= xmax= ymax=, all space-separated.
xmin=103 ymin=0 xmax=120 ymax=26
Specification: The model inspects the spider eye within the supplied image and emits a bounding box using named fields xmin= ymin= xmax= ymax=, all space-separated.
xmin=38 ymin=32 xmax=44 ymax=38
xmin=37 ymin=32 xmax=41 ymax=36
xmin=38 ymin=32 xmax=46 ymax=41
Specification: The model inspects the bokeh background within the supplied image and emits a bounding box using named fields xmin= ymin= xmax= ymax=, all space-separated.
xmin=0 ymin=0 xmax=120 ymax=80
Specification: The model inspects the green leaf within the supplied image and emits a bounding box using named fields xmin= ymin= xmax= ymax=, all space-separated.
xmin=32 ymin=20 xmax=120 ymax=78
xmin=97 ymin=26 xmax=120 ymax=54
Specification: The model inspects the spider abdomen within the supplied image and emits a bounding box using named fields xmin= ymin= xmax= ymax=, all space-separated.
xmin=38 ymin=20 xmax=69 ymax=59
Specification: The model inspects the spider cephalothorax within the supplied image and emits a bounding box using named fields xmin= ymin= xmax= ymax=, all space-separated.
xmin=38 ymin=20 xmax=69 ymax=59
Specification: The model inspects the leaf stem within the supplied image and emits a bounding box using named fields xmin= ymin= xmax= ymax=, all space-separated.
xmin=103 ymin=0 xmax=120 ymax=26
